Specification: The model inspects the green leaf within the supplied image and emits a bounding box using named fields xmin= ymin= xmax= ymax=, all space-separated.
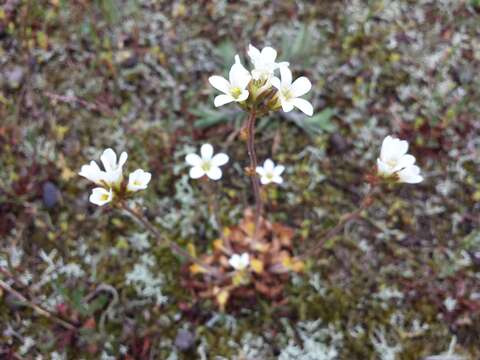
xmin=191 ymin=106 xmax=239 ymax=128
xmin=298 ymin=108 xmax=336 ymax=135
xmin=214 ymin=41 xmax=237 ymax=67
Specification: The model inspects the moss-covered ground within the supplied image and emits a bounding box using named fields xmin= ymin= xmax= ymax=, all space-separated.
xmin=1 ymin=1 xmax=480 ymax=358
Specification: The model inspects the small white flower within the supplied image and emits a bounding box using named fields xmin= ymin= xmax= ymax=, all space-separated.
xmin=100 ymin=148 xmax=128 ymax=185
xmin=79 ymin=148 xmax=128 ymax=187
xmin=247 ymin=44 xmax=289 ymax=81
xmin=256 ymin=159 xmax=285 ymax=185
xmin=209 ymin=56 xmax=252 ymax=107
xmin=78 ymin=160 xmax=105 ymax=185
xmin=228 ymin=253 xmax=250 ymax=271
xmin=271 ymin=66 xmax=313 ymax=116
xmin=377 ymin=136 xmax=423 ymax=184
xmin=89 ymin=187 xmax=113 ymax=206
xmin=185 ymin=143 xmax=229 ymax=180
xmin=127 ymin=169 xmax=152 ymax=192
xmin=443 ymin=297 xmax=457 ymax=312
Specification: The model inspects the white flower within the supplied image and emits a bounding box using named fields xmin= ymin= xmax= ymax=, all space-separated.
xmin=377 ymin=136 xmax=423 ymax=184
xmin=228 ymin=253 xmax=250 ymax=271
xmin=100 ymin=148 xmax=128 ymax=185
xmin=89 ymin=187 xmax=113 ymax=206
xmin=271 ymin=67 xmax=313 ymax=116
xmin=208 ymin=56 xmax=252 ymax=107
xmin=127 ymin=169 xmax=152 ymax=192
xmin=256 ymin=159 xmax=285 ymax=185
xmin=185 ymin=144 xmax=229 ymax=180
xmin=247 ymin=44 xmax=289 ymax=81
xmin=443 ymin=297 xmax=457 ymax=312
xmin=78 ymin=160 xmax=105 ymax=185
xmin=79 ymin=148 xmax=128 ymax=187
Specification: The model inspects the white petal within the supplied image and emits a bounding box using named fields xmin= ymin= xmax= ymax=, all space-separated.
xmin=118 ymin=152 xmax=128 ymax=167
xmin=214 ymin=94 xmax=235 ymax=107
xmin=261 ymin=46 xmax=277 ymax=63
xmin=247 ymin=44 xmax=261 ymax=61
xmin=206 ymin=166 xmax=222 ymax=180
xmin=380 ymin=136 xmax=408 ymax=162
xmin=79 ymin=161 xmax=104 ymax=184
xmin=101 ymin=148 xmax=117 ymax=172
xmin=263 ymin=159 xmax=275 ymax=172
xmin=260 ymin=176 xmax=272 ymax=185
xmin=398 ymin=165 xmax=423 ymax=184
xmin=103 ymin=168 xmax=123 ymax=186
xmin=377 ymin=159 xmax=393 ymax=176
xmin=273 ymin=165 xmax=285 ymax=176
xmin=393 ymin=154 xmax=416 ymax=172
xmin=272 ymin=175 xmax=283 ymax=184
xmin=235 ymin=90 xmax=249 ymax=102
xmin=89 ymin=187 xmax=113 ymax=206
xmin=209 ymin=75 xmax=231 ymax=94
xmin=189 ymin=166 xmax=205 ymax=179
xmin=255 ymin=166 xmax=266 ymax=176
xmin=200 ymin=143 xmax=214 ymax=160
xmin=276 ymin=61 xmax=290 ymax=69
xmin=240 ymin=253 xmax=250 ymax=267
xmin=211 ymin=153 xmax=229 ymax=167
xmin=290 ymin=76 xmax=312 ymax=97
xmin=229 ymin=63 xmax=251 ymax=89
xmin=280 ymin=98 xmax=294 ymax=113
xmin=185 ymin=153 xmax=202 ymax=167
xmin=279 ymin=66 xmax=292 ymax=86
xmin=291 ymin=98 xmax=314 ymax=116
xmin=271 ymin=77 xmax=281 ymax=90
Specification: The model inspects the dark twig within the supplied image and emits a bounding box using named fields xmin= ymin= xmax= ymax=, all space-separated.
xmin=301 ymin=185 xmax=378 ymax=259
xmin=43 ymin=91 xmax=115 ymax=117
xmin=119 ymin=202 xmax=221 ymax=278
xmin=0 ymin=268 xmax=76 ymax=331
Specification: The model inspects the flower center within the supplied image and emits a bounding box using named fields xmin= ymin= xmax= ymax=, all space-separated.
xmin=201 ymin=161 xmax=212 ymax=172
xmin=281 ymin=87 xmax=293 ymax=100
xmin=386 ymin=159 xmax=398 ymax=168
xmin=230 ymin=87 xmax=242 ymax=99
xmin=100 ymin=193 xmax=110 ymax=201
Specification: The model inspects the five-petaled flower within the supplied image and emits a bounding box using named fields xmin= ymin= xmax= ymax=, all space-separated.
xmin=127 ymin=169 xmax=152 ymax=192
xmin=89 ymin=187 xmax=113 ymax=206
xmin=185 ymin=144 xmax=229 ymax=181
xmin=208 ymin=56 xmax=252 ymax=107
xmin=377 ymin=135 xmax=423 ymax=184
xmin=79 ymin=148 xmax=151 ymax=206
xmin=247 ymin=44 xmax=289 ymax=81
xmin=256 ymin=159 xmax=285 ymax=185
xmin=271 ymin=66 xmax=313 ymax=116
xmin=228 ymin=253 xmax=250 ymax=271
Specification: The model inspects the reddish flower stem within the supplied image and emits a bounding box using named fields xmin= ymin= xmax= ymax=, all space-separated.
xmin=301 ymin=185 xmax=378 ymax=259
xmin=245 ymin=109 xmax=263 ymax=234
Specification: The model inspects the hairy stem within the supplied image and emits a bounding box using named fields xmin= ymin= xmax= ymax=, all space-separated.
xmin=0 ymin=268 xmax=76 ymax=331
xmin=245 ymin=109 xmax=263 ymax=233
xmin=120 ymin=202 xmax=221 ymax=277
xmin=301 ymin=185 xmax=377 ymax=259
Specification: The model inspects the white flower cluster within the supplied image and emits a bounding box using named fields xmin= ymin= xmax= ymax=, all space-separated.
xmin=79 ymin=148 xmax=151 ymax=206
xmin=185 ymin=144 xmax=286 ymax=184
xmin=209 ymin=44 xmax=314 ymax=116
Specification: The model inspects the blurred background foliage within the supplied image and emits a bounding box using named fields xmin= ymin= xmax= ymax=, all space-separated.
xmin=1 ymin=0 xmax=480 ymax=358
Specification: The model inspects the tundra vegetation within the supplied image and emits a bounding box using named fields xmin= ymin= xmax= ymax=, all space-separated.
xmin=0 ymin=1 xmax=479 ymax=359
